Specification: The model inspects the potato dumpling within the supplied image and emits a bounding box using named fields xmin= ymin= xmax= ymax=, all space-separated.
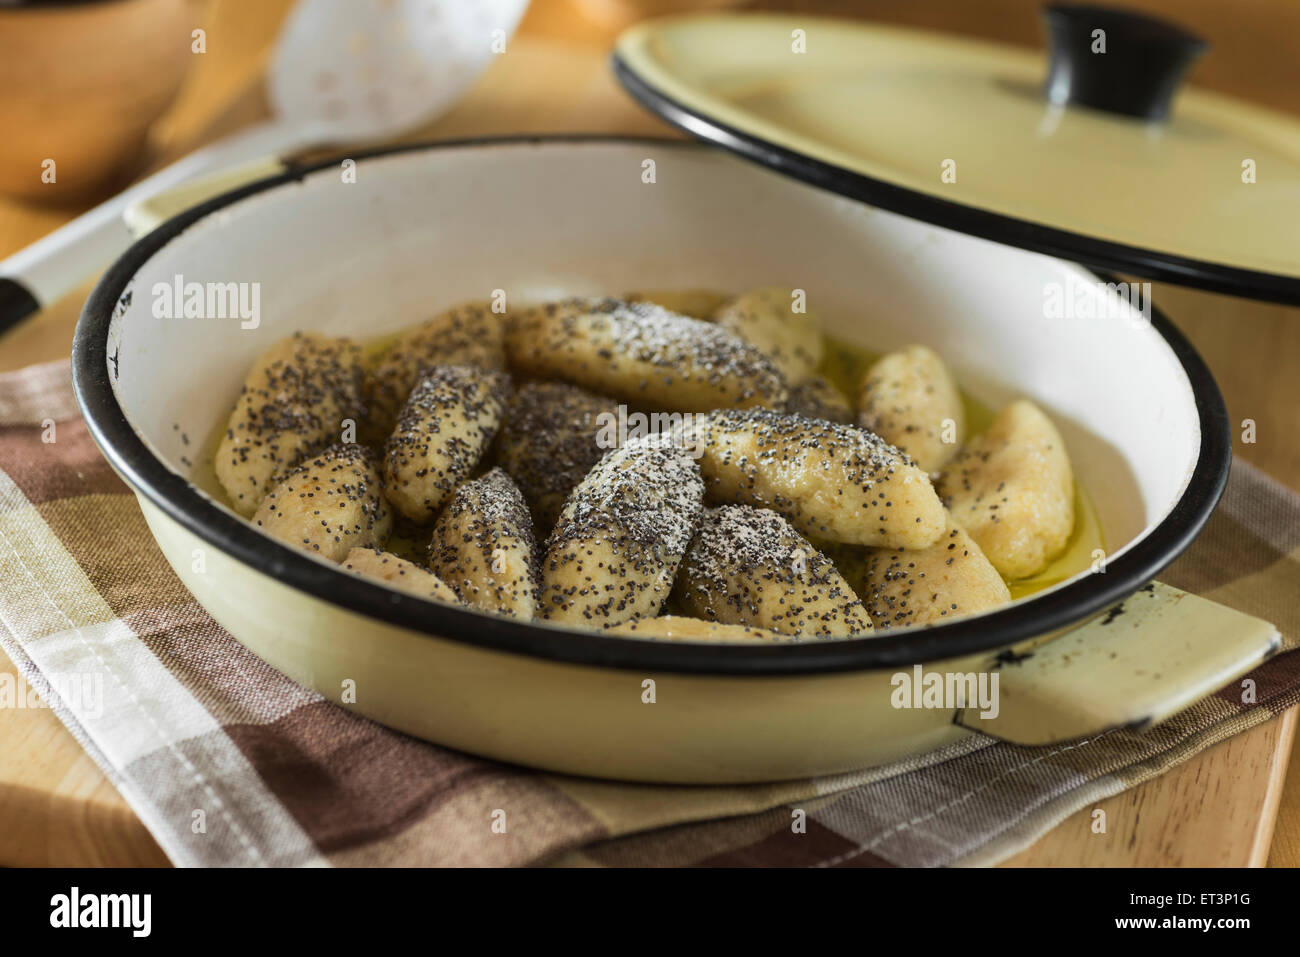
xmin=383 ymin=365 xmax=511 ymax=523
xmin=253 ymin=444 xmax=392 ymax=562
xmin=856 ymin=517 xmax=1010 ymax=629
xmin=784 ymin=373 xmax=855 ymax=424
xmin=342 ymin=547 xmax=459 ymax=603
xmin=674 ymin=505 xmax=872 ymax=637
xmin=609 ymin=615 xmax=784 ymax=643
xmin=540 ymin=434 xmax=704 ymax=628
xmin=363 ymin=302 xmax=505 ymax=442
xmin=429 ymin=468 xmax=539 ymax=619
xmin=226 ymin=290 xmax=1089 ymax=640
xmin=712 ymin=286 xmax=824 ymax=382
xmin=505 ymin=297 xmax=787 ymax=412
xmin=690 ymin=408 xmax=946 ymax=549
xmin=495 ymin=380 xmax=618 ymax=536
xmin=623 ymin=289 xmax=732 ymax=320
xmin=857 ymin=345 xmax=965 ymax=474
xmin=937 ymin=399 xmax=1075 ymax=579
xmin=216 ymin=332 xmax=365 ymax=517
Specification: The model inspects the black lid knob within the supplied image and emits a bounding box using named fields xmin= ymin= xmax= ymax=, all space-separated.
xmin=1042 ymin=4 xmax=1208 ymax=121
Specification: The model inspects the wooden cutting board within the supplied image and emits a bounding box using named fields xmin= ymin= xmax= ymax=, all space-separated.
xmin=0 ymin=0 xmax=1297 ymax=868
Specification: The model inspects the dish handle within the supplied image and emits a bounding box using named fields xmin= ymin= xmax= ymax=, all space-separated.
xmin=955 ymin=581 xmax=1281 ymax=744
xmin=122 ymin=155 xmax=288 ymax=237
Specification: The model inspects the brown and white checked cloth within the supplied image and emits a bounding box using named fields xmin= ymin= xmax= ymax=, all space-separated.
xmin=1 ymin=359 xmax=1298 ymax=867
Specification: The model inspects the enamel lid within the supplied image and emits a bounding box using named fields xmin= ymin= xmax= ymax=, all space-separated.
xmin=613 ymin=9 xmax=1300 ymax=305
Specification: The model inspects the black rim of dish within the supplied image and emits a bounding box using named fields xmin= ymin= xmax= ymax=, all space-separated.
xmin=610 ymin=54 xmax=1300 ymax=308
xmin=71 ymin=135 xmax=1232 ymax=676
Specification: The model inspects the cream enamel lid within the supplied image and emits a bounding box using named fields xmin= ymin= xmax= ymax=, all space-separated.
xmin=614 ymin=12 xmax=1300 ymax=304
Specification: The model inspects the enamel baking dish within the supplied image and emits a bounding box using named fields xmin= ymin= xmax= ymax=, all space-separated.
xmin=71 ymin=137 xmax=1280 ymax=783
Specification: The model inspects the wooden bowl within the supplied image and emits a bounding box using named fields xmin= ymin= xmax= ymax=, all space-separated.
xmin=0 ymin=0 xmax=195 ymax=203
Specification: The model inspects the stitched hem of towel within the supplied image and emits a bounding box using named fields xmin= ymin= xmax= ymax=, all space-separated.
xmin=0 ymin=616 xmax=185 ymax=866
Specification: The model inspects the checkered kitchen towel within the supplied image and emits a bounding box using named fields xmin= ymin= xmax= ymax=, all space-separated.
xmin=2 ymin=359 xmax=1298 ymax=867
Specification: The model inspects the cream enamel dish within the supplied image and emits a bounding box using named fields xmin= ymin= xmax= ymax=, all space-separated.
xmin=613 ymin=10 xmax=1300 ymax=305
xmin=72 ymin=138 xmax=1277 ymax=784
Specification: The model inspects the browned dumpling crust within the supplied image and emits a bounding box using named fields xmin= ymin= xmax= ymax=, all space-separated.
xmin=609 ymin=615 xmax=785 ymax=643
xmin=857 ymin=345 xmax=965 ymax=474
xmin=505 ymin=297 xmax=788 ymax=412
xmin=253 ymin=443 xmax=391 ymax=562
xmin=540 ymin=435 xmax=704 ymax=628
xmin=363 ymin=302 xmax=506 ymax=442
xmin=495 ymin=380 xmax=618 ymax=536
xmin=856 ymin=517 xmax=1010 ymax=629
xmin=216 ymin=332 xmax=365 ymax=517
xmin=674 ymin=504 xmax=872 ymax=637
xmin=429 ymin=468 xmax=539 ymax=619
xmin=711 ymin=285 xmax=824 ymax=382
xmin=382 ymin=364 xmax=511 ymax=523
xmin=342 ymin=547 xmax=459 ymax=604
xmin=690 ymin=408 xmax=947 ymax=549
xmin=937 ymin=399 xmax=1075 ymax=580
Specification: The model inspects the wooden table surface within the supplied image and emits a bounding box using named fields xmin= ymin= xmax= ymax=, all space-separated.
xmin=1 ymin=0 xmax=1297 ymax=868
